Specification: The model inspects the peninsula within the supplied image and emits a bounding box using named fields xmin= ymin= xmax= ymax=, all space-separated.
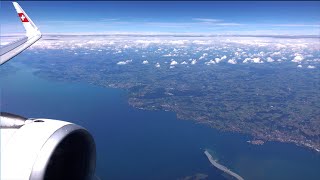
xmin=204 ymin=150 xmax=244 ymax=180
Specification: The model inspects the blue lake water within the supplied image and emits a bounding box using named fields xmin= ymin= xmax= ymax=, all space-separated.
xmin=1 ymin=63 xmax=320 ymax=180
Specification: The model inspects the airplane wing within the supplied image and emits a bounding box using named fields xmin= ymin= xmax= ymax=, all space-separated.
xmin=1 ymin=3 xmax=97 ymax=180
xmin=0 ymin=2 xmax=42 ymax=65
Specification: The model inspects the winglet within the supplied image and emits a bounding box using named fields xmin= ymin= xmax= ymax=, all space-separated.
xmin=0 ymin=2 xmax=41 ymax=65
xmin=12 ymin=2 xmax=41 ymax=37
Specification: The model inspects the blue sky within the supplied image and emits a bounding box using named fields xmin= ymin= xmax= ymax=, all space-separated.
xmin=1 ymin=1 xmax=319 ymax=35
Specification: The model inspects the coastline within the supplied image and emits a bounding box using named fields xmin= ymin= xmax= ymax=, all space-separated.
xmin=204 ymin=150 xmax=244 ymax=180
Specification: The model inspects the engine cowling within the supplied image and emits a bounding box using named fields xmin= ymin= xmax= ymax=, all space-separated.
xmin=0 ymin=112 xmax=96 ymax=180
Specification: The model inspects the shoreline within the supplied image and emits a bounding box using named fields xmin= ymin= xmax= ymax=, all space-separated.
xmin=204 ymin=150 xmax=244 ymax=180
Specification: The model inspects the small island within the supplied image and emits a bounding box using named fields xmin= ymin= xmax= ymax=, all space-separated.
xmin=204 ymin=149 xmax=244 ymax=180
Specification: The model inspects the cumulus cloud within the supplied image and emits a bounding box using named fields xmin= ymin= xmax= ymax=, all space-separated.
xmin=267 ymin=57 xmax=274 ymax=62
xmin=192 ymin=40 xmax=211 ymax=45
xmin=142 ymin=60 xmax=149 ymax=64
xmin=169 ymin=40 xmax=187 ymax=45
xmin=214 ymin=55 xmax=228 ymax=63
xmin=221 ymin=55 xmax=227 ymax=60
xmin=214 ymin=58 xmax=221 ymax=63
xmin=155 ymin=62 xmax=160 ymax=68
xmin=170 ymin=60 xmax=178 ymax=65
xmin=243 ymin=57 xmax=263 ymax=64
xmin=236 ymin=48 xmax=243 ymax=52
xmin=258 ymin=51 xmax=265 ymax=56
xmin=117 ymin=61 xmax=127 ymax=65
xmin=205 ymin=60 xmax=216 ymax=65
xmin=191 ymin=59 xmax=197 ymax=65
xmin=117 ymin=59 xmax=132 ymax=65
xmin=13 ymin=35 xmax=320 ymax=68
xmin=292 ymin=55 xmax=304 ymax=62
xmin=228 ymin=59 xmax=237 ymax=64
xmin=243 ymin=58 xmax=251 ymax=63
xmin=199 ymin=53 xmax=208 ymax=60
xmin=307 ymin=65 xmax=316 ymax=69
xmin=297 ymin=65 xmax=303 ymax=68
xmin=234 ymin=52 xmax=240 ymax=56
xmin=253 ymin=57 xmax=263 ymax=63
xmin=181 ymin=61 xmax=188 ymax=65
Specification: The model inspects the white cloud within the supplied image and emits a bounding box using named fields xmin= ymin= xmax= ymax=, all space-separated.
xmin=14 ymin=35 xmax=320 ymax=69
xmin=169 ymin=40 xmax=187 ymax=45
xmin=270 ymin=52 xmax=281 ymax=57
xmin=258 ymin=51 xmax=265 ymax=56
xmin=170 ymin=60 xmax=178 ymax=65
xmin=292 ymin=55 xmax=304 ymax=62
xmin=142 ymin=60 xmax=149 ymax=64
xmin=297 ymin=65 xmax=303 ymax=68
xmin=252 ymin=57 xmax=263 ymax=63
xmin=199 ymin=53 xmax=208 ymax=60
xmin=307 ymin=65 xmax=316 ymax=69
xmin=117 ymin=61 xmax=127 ymax=65
xmin=243 ymin=57 xmax=263 ymax=64
xmin=155 ymin=62 xmax=160 ymax=68
xmin=228 ymin=59 xmax=237 ymax=64
xmin=205 ymin=60 xmax=216 ymax=65
xmin=181 ymin=61 xmax=188 ymax=65
xmin=267 ymin=57 xmax=274 ymax=62
xmin=236 ymin=48 xmax=243 ymax=52
xmin=243 ymin=58 xmax=251 ymax=63
xmin=192 ymin=40 xmax=211 ymax=45
xmin=117 ymin=59 xmax=132 ymax=65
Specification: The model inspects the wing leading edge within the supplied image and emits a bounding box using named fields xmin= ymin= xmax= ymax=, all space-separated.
xmin=0 ymin=2 xmax=42 ymax=65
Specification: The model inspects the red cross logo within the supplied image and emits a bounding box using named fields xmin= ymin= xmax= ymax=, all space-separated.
xmin=18 ymin=13 xmax=29 ymax=22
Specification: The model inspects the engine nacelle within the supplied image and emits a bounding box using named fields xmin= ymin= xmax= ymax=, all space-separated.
xmin=0 ymin=113 xmax=96 ymax=180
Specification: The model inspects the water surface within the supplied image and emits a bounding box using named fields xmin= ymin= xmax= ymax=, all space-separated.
xmin=1 ymin=63 xmax=320 ymax=180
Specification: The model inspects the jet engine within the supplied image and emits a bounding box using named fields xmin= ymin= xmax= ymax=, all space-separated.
xmin=0 ymin=112 xmax=96 ymax=180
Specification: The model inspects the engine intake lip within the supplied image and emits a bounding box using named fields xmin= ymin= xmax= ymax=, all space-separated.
xmin=29 ymin=124 xmax=96 ymax=180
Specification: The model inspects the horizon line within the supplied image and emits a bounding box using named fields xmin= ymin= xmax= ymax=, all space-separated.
xmin=1 ymin=32 xmax=320 ymax=38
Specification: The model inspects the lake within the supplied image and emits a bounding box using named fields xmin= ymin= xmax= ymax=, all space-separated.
xmin=1 ymin=62 xmax=320 ymax=180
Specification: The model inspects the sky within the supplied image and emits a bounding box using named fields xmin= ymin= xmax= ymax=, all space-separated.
xmin=1 ymin=1 xmax=319 ymax=35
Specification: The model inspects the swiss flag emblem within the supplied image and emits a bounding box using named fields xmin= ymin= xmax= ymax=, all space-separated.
xmin=18 ymin=13 xmax=29 ymax=22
